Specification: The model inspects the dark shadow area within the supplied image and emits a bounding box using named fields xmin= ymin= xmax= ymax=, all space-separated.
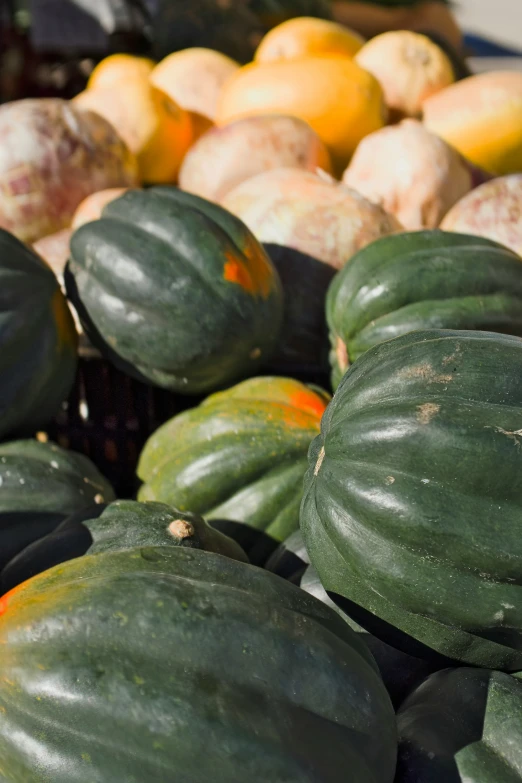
xmin=0 ymin=503 xmax=105 ymax=595
xmin=396 ymin=668 xmax=492 ymax=783
xmin=209 ymin=520 xmax=279 ymax=568
xmin=0 ymin=510 xmax=67 ymax=572
xmin=265 ymin=530 xmax=310 ymax=584
xmin=327 ymin=590 xmax=456 ymax=667
xmin=262 ymin=244 xmax=334 ymax=384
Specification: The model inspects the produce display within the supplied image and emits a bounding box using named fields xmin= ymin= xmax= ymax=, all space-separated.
xmin=1 ymin=5 xmax=522 ymax=779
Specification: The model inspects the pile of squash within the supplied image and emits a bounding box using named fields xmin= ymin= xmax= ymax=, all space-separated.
xmin=1 ymin=9 xmax=522 ymax=781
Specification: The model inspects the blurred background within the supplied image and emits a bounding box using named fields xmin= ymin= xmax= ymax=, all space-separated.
xmin=1 ymin=0 xmax=521 ymax=104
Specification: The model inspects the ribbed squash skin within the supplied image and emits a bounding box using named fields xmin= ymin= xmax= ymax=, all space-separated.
xmin=327 ymin=231 xmax=522 ymax=389
xmin=0 ymin=229 xmax=77 ymax=439
xmin=66 ymin=187 xmax=283 ymax=394
xmin=0 ymin=546 xmax=396 ymax=782
xmin=138 ymin=377 xmax=329 ymax=541
xmin=0 ymin=440 xmax=115 ymax=514
xmin=397 ymin=668 xmax=522 ymax=782
xmin=301 ymin=329 xmax=522 ymax=671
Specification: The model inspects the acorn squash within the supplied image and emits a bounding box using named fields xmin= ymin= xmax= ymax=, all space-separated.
xmin=138 ymin=376 xmax=329 ymax=541
xmin=66 ymin=187 xmax=283 ymax=394
xmin=0 ymin=500 xmax=247 ymax=595
xmin=302 ymin=329 xmax=522 ymax=671
xmin=397 ymin=668 xmax=522 ymax=781
xmin=326 ymin=231 xmax=522 ymax=389
xmin=0 ymin=546 xmax=397 ymax=781
xmin=0 ymin=440 xmax=115 ymax=515
xmin=268 ymin=530 xmax=440 ymax=706
xmin=0 ymin=229 xmax=78 ymax=440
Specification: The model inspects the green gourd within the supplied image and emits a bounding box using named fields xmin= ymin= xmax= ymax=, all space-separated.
xmin=0 ymin=228 xmax=77 ymax=439
xmin=0 ymin=439 xmax=115 ymax=514
xmin=0 ymin=546 xmax=397 ymax=782
xmin=138 ymin=376 xmax=330 ymax=541
xmin=302 ymin=329 xmax=522 ymax=671
xmin=326 ymin=231 xmax=522 ymax=388
xmin=66 ymin=187 xmax=283 ymax=394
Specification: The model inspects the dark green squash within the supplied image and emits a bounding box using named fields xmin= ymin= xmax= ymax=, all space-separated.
xmin=301 ymin=329 xmax=522 ymax=671
xmin=327 ymin=231 xmax=522 ymax=388
xmin=66 ymin=187 xmax=283 ymax=394
xmin=0 ymin=439 xmax=115 ymax=514
xmin=138 ymin=376 xmax=330 ymax=541
xmin=0 ymin=228 xmax=77 ymax=439
xmin=396 ymin=668 xmax=522 ymax=782
xmin=301 ymin=566 xmax=442 ymax=709
xmin=0 ymin=500 xmax=247 ymax=594
xmin=268 ymin=530 xmax=439 ymax=707
xmin=0 ymin=546 xmax=397 ymax=782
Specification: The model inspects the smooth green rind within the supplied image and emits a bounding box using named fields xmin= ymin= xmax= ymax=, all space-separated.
xmin=67 ymin=187 xmax=283 ymax=394
xmin=0 ymin=546 xmax=396 ymax=782
xmin=85 ymin=500 xmax=248 ymax=562
xmin=397 ymin=668 xmax=522 ymax=782
xmin=0 ymin=228 xmax=77 ymax=438
xmin=0 ymin=440 xmax=115 ymax=514
xmin=326 ymin=231 xmax=522 ymax=389
xmin=138 ymin=377 xmax=329 ymax=540
xmin=301 ymin=329 xmax=522 ymax=670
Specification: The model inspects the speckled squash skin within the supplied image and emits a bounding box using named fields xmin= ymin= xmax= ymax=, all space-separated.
xmin=66 ymin=187 xmax=283 ymax=394
xmin=0 ymin=229 xmax=78 ymax=440
xmin=0 ymin=440 xmax=115 ymax=514
xmin=302 ymin=329 xmax=522 ymax=671
xmin=397 ymin=668 xmax=522 ymax=782
xmin=138 ymin=377 xmax=329 ymax=540
xmin=0 ymin=546 xmax=397 ymax=782
xmin=326 ymin=231 xmax=522 ymax=389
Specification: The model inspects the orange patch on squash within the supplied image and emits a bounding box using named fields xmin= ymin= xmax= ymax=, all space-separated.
xmin=289 ymin=389 xmax=328 ymax=421
xmin=0 ymin=581 xmax=26 ymax=619
xmin=223 ymin=254 xmax=255 ymax=293
xmin=223 ymin=248 xmax=274 ymax=298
